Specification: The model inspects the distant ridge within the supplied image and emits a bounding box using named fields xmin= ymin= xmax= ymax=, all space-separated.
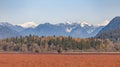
xmin=0 ymin=22 xmax=103 ymax=39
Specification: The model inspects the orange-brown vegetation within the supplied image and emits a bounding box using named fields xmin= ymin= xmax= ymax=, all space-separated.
xmin=0 ymin=53 xmax=120 ymax=67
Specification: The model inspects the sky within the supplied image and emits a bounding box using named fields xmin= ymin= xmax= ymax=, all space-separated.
xmin=0 ymin=0 xmax=120 ymax=25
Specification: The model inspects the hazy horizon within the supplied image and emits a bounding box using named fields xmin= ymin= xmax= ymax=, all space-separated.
xmin=0 ymin=0 xmax=120 ymax=25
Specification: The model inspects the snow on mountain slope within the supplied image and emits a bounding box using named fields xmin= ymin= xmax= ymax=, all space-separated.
xmin=80 ymin=21 xmax=92 ymax=27
xmin=66 ymin=28 xmax=72 ymax=33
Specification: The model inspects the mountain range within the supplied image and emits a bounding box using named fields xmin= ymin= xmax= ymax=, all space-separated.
xmin=0 ymin=22 xmax=104 ymax=39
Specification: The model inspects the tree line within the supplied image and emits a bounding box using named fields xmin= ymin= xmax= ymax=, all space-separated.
xmin=0 ymin=35 xmax=120 ymax=53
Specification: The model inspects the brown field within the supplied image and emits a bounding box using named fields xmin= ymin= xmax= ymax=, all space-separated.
xmin=0 ymin=53 xmax=120 ymax=67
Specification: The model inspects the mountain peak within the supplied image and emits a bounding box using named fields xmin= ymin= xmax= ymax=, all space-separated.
xmin=80 ymin=22 xmax=92 ymax=27
xmin=18 ymin=22 xmax=38 ymax=28
xmin=110 ymin=16 xmax=120 ymax=23
xmin=0 ymin=22 xmax=13 ymax=26
xmin=106 ymin=16 xmax=120 ymax=27
xmin=114 ymin=16 xmax=120 ymax=19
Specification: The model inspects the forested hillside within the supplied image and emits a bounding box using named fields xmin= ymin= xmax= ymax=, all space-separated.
xmin=96 ymin=16 xmax=120 ymax=41
xmin=0 ymin=35 xmax=119 ymax=53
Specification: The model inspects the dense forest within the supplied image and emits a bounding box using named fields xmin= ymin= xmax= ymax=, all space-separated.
xmin=96 ymin=29 xmax=120 ymax=41
xmin=0 ymin=35 xmax=120 ymax=53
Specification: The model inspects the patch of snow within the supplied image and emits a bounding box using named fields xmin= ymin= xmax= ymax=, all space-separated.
xmin=97 ymin=20 xmax=109 ymax=26
xmin=17 ymin=22 xmax=38 ymax=28
xmin=66 ymin=28 xmax=72 ymax=33
xmin=80 ymin=21 xmax=91 ymax=27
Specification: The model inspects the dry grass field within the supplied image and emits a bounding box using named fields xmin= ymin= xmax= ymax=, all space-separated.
xmin=0 ymin=53 xmax=120 ymax=67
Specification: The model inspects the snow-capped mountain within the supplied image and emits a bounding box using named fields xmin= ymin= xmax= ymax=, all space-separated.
xmin=20 ymin=22 xmax=103 ymax=38
xmin=0 ymin=21 xmax=104 ymax=38
xmin=18 ymin=22 xmax=38 ymax=28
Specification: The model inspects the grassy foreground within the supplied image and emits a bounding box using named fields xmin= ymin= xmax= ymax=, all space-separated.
xmin=0 ymin=53 xmax=120 ymax=67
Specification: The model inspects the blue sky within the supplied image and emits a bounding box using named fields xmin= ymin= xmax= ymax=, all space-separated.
xmin=0 ymin=0 xmax=120 ymax=25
